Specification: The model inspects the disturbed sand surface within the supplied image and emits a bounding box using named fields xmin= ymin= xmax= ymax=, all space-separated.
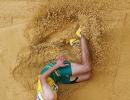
xmin=0 ymin=0 xmax=130 ymax=100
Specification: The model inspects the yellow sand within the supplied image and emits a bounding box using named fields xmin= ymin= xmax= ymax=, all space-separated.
xmin=0 ymin=0 xmax=130 ymax=100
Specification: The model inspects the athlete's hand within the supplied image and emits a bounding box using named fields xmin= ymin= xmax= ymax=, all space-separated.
xmin=55 ymin=55 xmax=68 ymax=68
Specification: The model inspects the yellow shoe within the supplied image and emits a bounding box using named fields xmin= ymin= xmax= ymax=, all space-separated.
xmin=69 ymin=38 xmax=80 ymax=46
xmin=76 ymin=27 xmax=82 ymax=38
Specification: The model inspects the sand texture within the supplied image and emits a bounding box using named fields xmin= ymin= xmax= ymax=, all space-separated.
xmin=0 ymin=0 xmax=130 ymax=100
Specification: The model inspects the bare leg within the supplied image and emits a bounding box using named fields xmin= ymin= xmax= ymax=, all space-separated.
xmin=71 ymin=35 xmax=92 ymax=81
xmin=70 ymin=72 xmax=91 ymax=82
xmin=80 ymin=35 xmax=91 ymax=67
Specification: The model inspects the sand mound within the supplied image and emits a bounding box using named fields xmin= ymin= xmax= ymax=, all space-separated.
xmin=12 ymin=0 xmax=124 ymax=99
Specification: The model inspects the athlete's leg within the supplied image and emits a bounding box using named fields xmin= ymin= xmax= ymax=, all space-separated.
xmin=80 ymin=35 xmax=91 ymax=66
xmin=71 ymin=35 xmax=91 ymax=76
xmin=70 ymin=72 xmax=91 ymax=82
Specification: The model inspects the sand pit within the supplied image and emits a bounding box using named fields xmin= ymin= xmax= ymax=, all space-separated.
xmin=0 ymin=0 xmax=130 ymax=100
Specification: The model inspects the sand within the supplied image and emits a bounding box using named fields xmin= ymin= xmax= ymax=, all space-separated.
xmin=0 ymin=0 xmax=130 ymax=100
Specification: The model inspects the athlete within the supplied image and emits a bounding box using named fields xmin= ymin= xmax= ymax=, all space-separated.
xmin=36 ymin=28 xmax=92 ymax=100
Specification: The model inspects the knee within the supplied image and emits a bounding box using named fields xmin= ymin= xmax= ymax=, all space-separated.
xmin=82 ymin=64 xmax=92 ymax=74
xmin=84 ymin=72 xmax=92 ymax=81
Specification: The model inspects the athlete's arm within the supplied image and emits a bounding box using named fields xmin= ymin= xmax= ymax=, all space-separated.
xmin=40 ymin=56 xmax=68 ymax=100
xmin=40 ymin=55 xmax=68 ymax=80
xmin=40 ymin=56 xmax=67 ymax=100
xmin=41 ymin=65 xmax=59 ymax=80
xmin=40 ymin=78 xmax=55 ymax=100
xmin=40 ymin=65 xmax=59 ymax=100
